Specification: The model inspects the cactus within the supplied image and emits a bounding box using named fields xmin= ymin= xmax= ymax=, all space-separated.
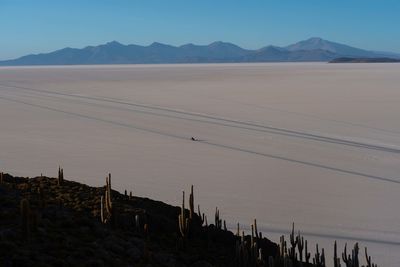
xmin=214 ymin=207 xmax=222 ymax=229
xmin=334 ymin=240 xmax=341 ymax=267
xmin=353 ymin=243 xmax=359 ymax=267
xmin=365 ymin=247 xmax=377 ymax=267
xmin=0 ymin=172 xmax=3 ymax=184
xmin=297 ymin=232 xmax=304 ymax=262
xmin=254 ymin=218 xmax=259 ymax=239
xmin=251 ymin=224 xmax=255 ymax=248
xmin=58 ymin=166 xmax=64 ymax=186
xmin=100 ymin=195 xmax=105 ymax=223
xmin=105 ymin=174 xmax=112 ymax=214
xmin=197 ymin=204 xmax=205 ymax=225
xmin=129 ymin=191 xmax=133 ymax=200
xmin=314 ymin=244 xmax=320 ymax=266
xmin=279 ymin=235 xmax=286 ymax=259
xmin=289 ymin=223 xmax=298 ymax=262
xmin=20 ymin=198 xmax=30 ymax=239
xmin=342 ymin=243 xmax=350 ymax=266
xmin=178 ymin=191 xmax=189 ymax=238
xmin=258 ymin=247 xmax=263 ymax=262
xmin=342 ymin=243 xmax=360 ymax=267
xmin=313 ymin=244 xmax=326 ymax=267
xmin=250 ymin=223 xmax=259 ymax=264
xmin=305 ymin=239 xmax=310 ymax=264
xmin=100 ymin=173 xmax=113 ymax=224
xmin=189 ymin=185 xmax=194 ymax=220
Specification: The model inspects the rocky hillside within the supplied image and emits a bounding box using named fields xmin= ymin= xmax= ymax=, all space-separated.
xmin=0 ymin=171 xmax=379 ymax=267
xmin=0 ymin=171 xmax=277 ymax=266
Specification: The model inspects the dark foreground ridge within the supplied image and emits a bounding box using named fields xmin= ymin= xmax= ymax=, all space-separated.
xmin=0 ymin=171 xmax=379 ymax=267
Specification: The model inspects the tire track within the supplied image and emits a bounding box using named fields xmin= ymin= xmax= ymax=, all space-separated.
xmin=1 ymin=95 xmax=399 ymax=185
xmin=1 ymin=83 xmax=400 ymax=154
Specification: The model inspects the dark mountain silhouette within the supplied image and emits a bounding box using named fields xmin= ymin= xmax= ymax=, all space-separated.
xmin=330 ymin=57 xmax=400 ymax=63
xmin=1 ymin=38 xmax=399 ymax=65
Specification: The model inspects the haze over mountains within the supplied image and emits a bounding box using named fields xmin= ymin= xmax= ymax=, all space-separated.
xmin=1 ymin=37 xmax=399 ymax=65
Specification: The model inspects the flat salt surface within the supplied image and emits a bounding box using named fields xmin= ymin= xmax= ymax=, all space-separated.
xmin=1 ymin=63 xmax=400 ymax=266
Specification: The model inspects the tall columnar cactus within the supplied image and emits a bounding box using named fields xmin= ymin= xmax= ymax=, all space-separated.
xmin=313 ymin=244 xmax=326 ymax=267
xmin=251 ymin=224 xmax=255 ymax=248
xmin=100 ymin=173 xmax=113 ymax=224
xmin=353 ymin=243 xmax=359 ymax=267
xmin=342 ymin=243 xmax=360 ymax=267
xmin=197 ymin=204 xmax=201 ymax=217
xmin=0 ymin=172 xmax=3 ymax=184
xmin=254 ymin=218 xmax=259 ymax=239
xmin=279 ymin=235 xmax=286 ymax=260
xmin=334 ymin=240 xmax=341 ymax=267
xmin=305 ymin=239 xmax=311 ymax=264
xmin=58 ymin=166 xmax=64 ymax=186
xmin=297 ymin=232 xmax=304 ymax=262
xmin=178 ymin=191 xmax=189 ymax=238
xmin=250 ymin=223 xmax=260 ymax=264
xmin=342 ymin=243 xmax=349 ymax=266
xmin=20 ymin=198 xmax=30 ymax=240
xmin=214 ymin=207 xmax=222 ymax=229
xmin=365 ymin=247 xmax=377 ymax=267
xmin=289 ymin=223 xmax=298 ymax=263
xmin=189 ymin=185 xmax=194 ymax=220
xmin=105 ymin=174 xmax=112 ymax=214
xmin=100 ymin=195 xmax=105 ymax=223
xmin=197 ymin=204 xmax=205 ymax=225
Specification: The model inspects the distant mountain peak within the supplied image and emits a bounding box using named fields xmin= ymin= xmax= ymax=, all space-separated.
xmin=286 ymin=37 xmax=332 ymax=51
xmin=105 ymin=40 xmax=123 ymax=46
xmin=208 ymin=41 xmax=239 ymax=47
xmin=209 ymin=41 xmax=225 ymax=45
xmin=149 ymin=42 xmax=168 ymax=47
xmin=307 ymin=37 xmax=324 ymax=42
xmin=285 ymin=37 xmax=380 ymax=57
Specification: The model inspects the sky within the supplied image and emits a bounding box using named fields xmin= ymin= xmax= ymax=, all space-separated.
xmin=0 ymin=0 xmax=399 ymax=60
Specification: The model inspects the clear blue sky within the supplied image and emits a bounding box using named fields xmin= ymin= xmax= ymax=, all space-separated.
xmin=1 ymin=0 xmax=399 ymax=60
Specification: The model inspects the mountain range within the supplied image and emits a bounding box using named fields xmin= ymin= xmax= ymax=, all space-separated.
xmin=1 ymin=37 xmax=399 ymax=65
